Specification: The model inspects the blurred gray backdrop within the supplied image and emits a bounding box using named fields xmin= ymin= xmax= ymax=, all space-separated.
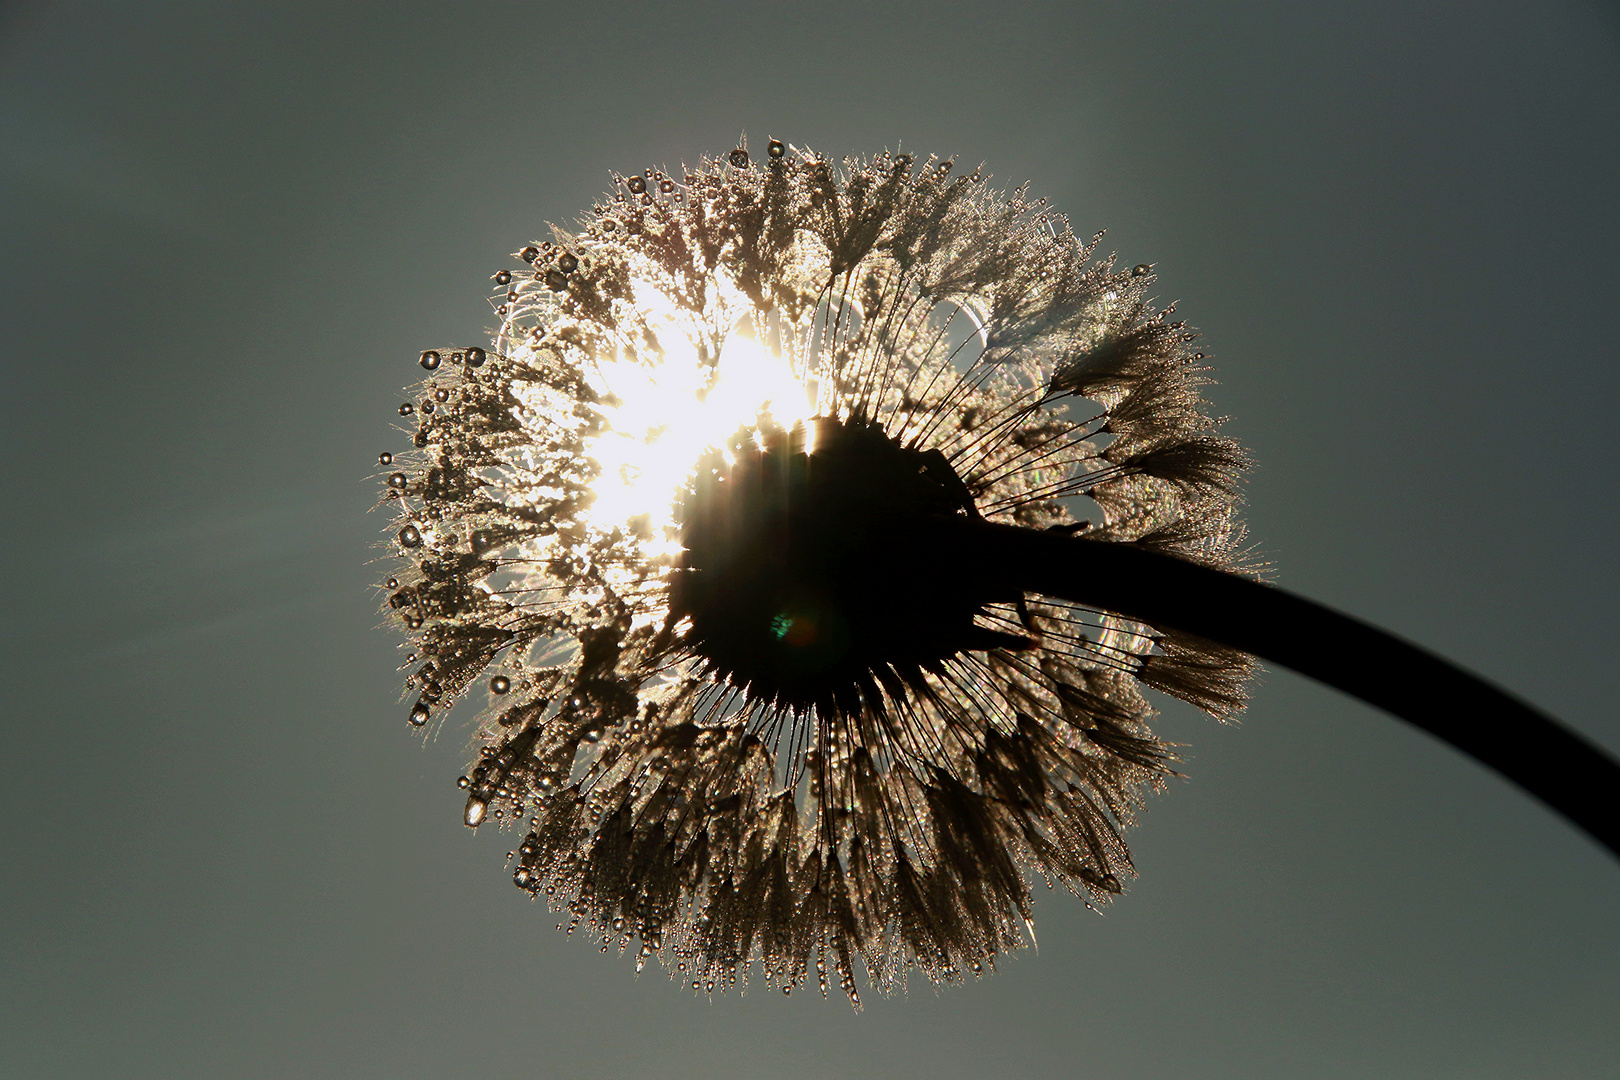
xmin=2 ymin=2 xmax=1617 ymax=1078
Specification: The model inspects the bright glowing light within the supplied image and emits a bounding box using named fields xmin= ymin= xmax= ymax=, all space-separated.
xmin=573 ymin=283 xmax=818 ymax=548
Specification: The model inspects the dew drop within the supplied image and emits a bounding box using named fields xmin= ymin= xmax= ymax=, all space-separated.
xmin=398 ymin=402 xmax=414 ymax=416
xmin=520 ymin=246 xmax=540 ymax=263
xmin=494 ymin=269 xmax=512 ymax=285
xmin=408 ymin=702 xmax=430 ymax=726
xmin=557 ymin=252 xmax=578 ymax=274
xmin=398 ymin=524 xmax=423 ymax=548
xmin=433 ymin=387 xmax=449 ymax=402
xmin=463 ymin=796 xmax=487 ymax=827
xmin=419 ymin=350 xmax=441 ymax=370
xmin=386 ymin=578 xmax=398 ymax=589
xmin=490 ymin=675 xmax=511 ymax=695
xmin=767 ymin=139 xmax=785 ymax=159
xmin=465 ymin=346 xmax=486 ymax=367
xmin=658 ymin=178 xmax=674 ymax=193
xmin=544 ymin=269 xmax=568 ymax=291
xmin=729 ymin=148 xmax=750 ymax=169
xmin=420 ymin=401 xmax=435 ymax=414
xmin=387 ymin=471 xmax=407 ymax=489
xmin=378 ymin=452 xmax=393 ymax=466
xmin=626 ymin=175 xmax=647 ymax=195
xmin=457 ymin=775 xmax=471 ymax=789
xmin=1132 ymin=264 xmax=1151 ymax=277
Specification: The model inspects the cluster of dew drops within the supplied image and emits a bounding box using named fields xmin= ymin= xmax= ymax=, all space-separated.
xmin=376 ymin=342 xmax=503 ymax=725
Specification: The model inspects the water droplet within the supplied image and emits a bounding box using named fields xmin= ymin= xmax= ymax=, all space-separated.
xmin=520 ymin=246 xmax=539 ymax=263
xmin=767 ymin=139 xmax=785 ymax=159
xmin=419 ymin=350 xmax=441 ymax=370
xmin=464 ymin=796 xmax=487 ymax=827
xmin=387 ymin=472 xmax=407 ymax=488
xmin=490 ymin=675 xmax=511 ymax=694
xmin=457 ymin=775 xmax=471 ymax=789
xmin=398 ymin=524 xmax=423 ymax=548
xmin=398 ymin=402 xmax=414 ymax=416
xmin=557 ymin=252 xmax=578 ymax=274
xmin=729 ymin=148 xmax=750 ymax=168
xmin=420 ymin=401 xmax=435 ymax=414
xmin=626 ymin=175 xmax=647 ymax=194
xmin=1132 ymin=264 xmax=1151 ymax=277
xmin=434 ymin=387 xmax=449 ymax=402
xmin=494 ymin=269 xmax=512 ymax=285
xmin=385 ymin=578 xmax=398 ymax=589
xmin=378 ymin=452 xmax=393 ymax=466
xmin=544 ymin=269 xmax=568 ymax=291
xmin=408 ymin=702 xmax=430 ymax=726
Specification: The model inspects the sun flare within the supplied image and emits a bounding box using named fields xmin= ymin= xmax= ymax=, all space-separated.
xmin=564 ymin=288 xmax=819 ymax=545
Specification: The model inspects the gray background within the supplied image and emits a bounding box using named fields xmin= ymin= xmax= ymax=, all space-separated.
xmin=3 ymin=2 xmax=1617 ymax=1077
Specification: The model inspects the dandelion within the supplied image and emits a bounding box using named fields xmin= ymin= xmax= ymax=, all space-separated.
xmin=377 ymin=142 xmax=1619 ymax=1006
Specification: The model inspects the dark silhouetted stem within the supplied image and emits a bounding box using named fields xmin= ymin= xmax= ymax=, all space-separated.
xmin=953 ymin=518 xmax=1620 ymax=859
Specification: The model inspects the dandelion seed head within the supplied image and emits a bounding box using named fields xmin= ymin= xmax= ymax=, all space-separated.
xmin=378 ymin=144 xmax=1254 ymax=1007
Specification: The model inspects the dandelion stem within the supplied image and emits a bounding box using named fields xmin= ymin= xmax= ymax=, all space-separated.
xmin=957 ymin=519 xmax=1620 ymax=859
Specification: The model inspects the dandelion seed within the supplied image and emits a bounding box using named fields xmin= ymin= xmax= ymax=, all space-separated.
xmin=377 ymin=143 xmax=1620 ymax=1009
